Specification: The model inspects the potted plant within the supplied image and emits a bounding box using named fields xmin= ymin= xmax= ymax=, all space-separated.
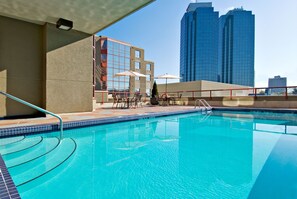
xmin=150 ymin=81 xmax=159 ymax=105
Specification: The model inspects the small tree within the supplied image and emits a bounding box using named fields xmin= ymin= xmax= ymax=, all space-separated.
xmin=292 ymin=88 xmax=297 ymax=95
xmin=151 ymin=81 xmax=158 ymax=98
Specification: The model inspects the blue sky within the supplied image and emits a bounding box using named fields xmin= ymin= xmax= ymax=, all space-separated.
xmin=97 ymin=0 xmax=297 ymax=87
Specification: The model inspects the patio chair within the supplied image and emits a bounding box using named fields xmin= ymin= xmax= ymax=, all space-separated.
xmin=160 ymin=93 xmax=170 ymax=106
xmin=170 ymin=93 xmax=182 ymax=105
xmin=112 ymin=94 xmax=117 ymax=108
xmin=112 ymin=94 xmax=125 ymax=108
xmin=134 ymin=94 xmax=143 ymax=108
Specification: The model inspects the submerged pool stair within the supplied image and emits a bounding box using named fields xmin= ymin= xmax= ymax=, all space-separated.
xmin=0 ymin=135 xmax=76 ymax=189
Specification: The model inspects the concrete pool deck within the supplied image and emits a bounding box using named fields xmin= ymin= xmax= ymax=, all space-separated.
xmin=0 ymin=106 xmax=198 ymax=129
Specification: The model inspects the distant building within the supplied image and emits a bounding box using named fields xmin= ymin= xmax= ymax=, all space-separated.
xmin=268 ymin=76 xmax=287 ymax=94
xmin=180 ymin=4 xmax=255 ymax=87
xmin=180 ymin=2 xmax=219 ymax=82
xmin=219 ymin=8 xmax=255 ymax=87
xmin=95 ymin=36 xmax=154 ymax=96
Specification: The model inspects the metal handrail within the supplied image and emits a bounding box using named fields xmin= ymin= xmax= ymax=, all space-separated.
xmin=195 ymin=99 xmax=212 ymax=110
xmin=0 ymin=91 xmax=63 ymax=140
xmin=201 ymin=99 xmax=212 ymax=109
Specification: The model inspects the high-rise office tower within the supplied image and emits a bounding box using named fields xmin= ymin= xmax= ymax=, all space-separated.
xmin=180 ymin=3 xmax=219 ymax=82
xmin=220 ymin=8 xmax=255 ymax=87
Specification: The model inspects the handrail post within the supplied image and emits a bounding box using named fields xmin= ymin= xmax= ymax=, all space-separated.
xmin=0 ymin=91 xmax=63 ymax=140
xmin=230 ymin=90 xmax=232 ymax=100
xmin=210 ymin=90 xmax=212 ymax=100
xmin=285 ymin=87 xmax=288 ymax=99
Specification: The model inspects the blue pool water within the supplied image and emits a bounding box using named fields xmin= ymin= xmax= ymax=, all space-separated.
xmin=1 ymin=111 xmax=297 ymax=198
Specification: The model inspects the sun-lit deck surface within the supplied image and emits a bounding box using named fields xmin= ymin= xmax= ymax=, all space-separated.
xmin=0 ymin=105 xmax=197 ymax=129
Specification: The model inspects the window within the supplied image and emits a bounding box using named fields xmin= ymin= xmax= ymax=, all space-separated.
xmin=135 ymin=77 xmax=140 ymax=81
xmin=135 ymin=50 xmax=141 ymax=58
xmin=146 ymin=75 xmax=151 ymax=81
xmin=125 ymin=58 xmax=130 ymax=67
xmin=146 ymin=63 xmax=151 ymax=71
xmin=135 ymin=62 xmax=140 ymax=69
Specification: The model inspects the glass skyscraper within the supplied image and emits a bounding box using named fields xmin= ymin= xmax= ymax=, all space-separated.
xmin=180 ymin=3 xmax=219 ymax=82
xmin=220 ymin=8 xmax=255 ymax=87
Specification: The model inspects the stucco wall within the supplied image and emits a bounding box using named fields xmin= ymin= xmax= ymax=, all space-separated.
xmin=157 ymin=80 xmax=249 ymax=98
xmin=45 ymin=24 xmax=93 ymax=113
xmin=158 ymin=81 xmax=202 ymax=98
xmin=200 ymin=81 xmax=252 ymax=97
xmin=0 ymin=16 xmax=44 ymax=117
xmin=130 ymin=47 xmax=154 ymax=96
xmin=94 ymin=91 xmax=108 ymax=103
xmin=0 ymin=18 xmax=94 ymax=118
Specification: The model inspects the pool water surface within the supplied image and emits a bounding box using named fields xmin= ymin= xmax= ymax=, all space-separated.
xmin=1 ymin=111 xmax=297 ymax=198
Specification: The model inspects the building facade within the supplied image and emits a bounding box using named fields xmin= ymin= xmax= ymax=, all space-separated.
xmin=268 ymin=75 xmax=287 ymax=94
xmin=95 ymin=36 xmax=154 ymax=97
xmin=180 ymin=3 xmax=255 ymax=87
xmin=0 ymin=0 xmax=154 ymax=118
xmin=220 ymin=8 xmax=255 ymax=87
xmin=180 ymin=2 xmax=219 ymax=82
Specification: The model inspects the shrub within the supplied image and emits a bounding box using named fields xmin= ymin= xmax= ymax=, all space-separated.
xmin=151 ymin=81 xmax=158 ymax=98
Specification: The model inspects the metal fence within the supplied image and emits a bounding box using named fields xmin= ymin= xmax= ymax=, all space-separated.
xmin=95 ymin=86 xmax=297 ymax=103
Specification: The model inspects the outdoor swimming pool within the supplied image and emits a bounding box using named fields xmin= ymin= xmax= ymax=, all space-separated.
xmin=1 ymin=111 xmax=297 ymax=198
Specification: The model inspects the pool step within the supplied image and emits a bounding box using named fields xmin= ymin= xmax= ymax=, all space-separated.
xmin=0 ymin=136 xmax=25 ymax=146
xmin=4 ymin=137 xmax=60 ymax=168
xmin=2 ymin=137 xmax=49 ymax=161
xmin=9 ymin=138 xmax=76 ymax=187
xmin=0 ymin=136 xmax=43 ymax=155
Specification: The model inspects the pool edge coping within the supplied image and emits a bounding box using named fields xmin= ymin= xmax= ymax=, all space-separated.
xmin=0 ymin=109 xmax=203 ymax=138
xmin=0 ymin=155 xmax=21 ymax=199
xmin=213 ymin=107 xmax=297 ymax=114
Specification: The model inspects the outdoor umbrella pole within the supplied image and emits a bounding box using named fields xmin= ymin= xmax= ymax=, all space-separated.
xmin=155 ymin=74 xmax=181 ymax=96
xmin=165 ymin=78 xmax=167 ymax=95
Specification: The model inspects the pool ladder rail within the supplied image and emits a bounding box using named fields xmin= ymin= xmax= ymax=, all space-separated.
xmin=194 ymin=99 xmax=212 ymax=111
xmin=0 ymin=91 xmax=63 ymax=140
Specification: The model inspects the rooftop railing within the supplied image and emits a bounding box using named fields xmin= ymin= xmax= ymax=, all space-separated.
xmin=158 ymin=86 xmax=297 ymax=99
xmin=94 ymin=86 xmax=297 ymax=104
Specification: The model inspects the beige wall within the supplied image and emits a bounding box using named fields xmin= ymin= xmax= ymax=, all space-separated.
xmin=130 ymin=46 xmax=154 ymax=96
xmin=94 ymin=91 xmax=108 ymax=103
xmin=0 ymin=16 xmax=44 ymax=117
xmin=158 ymin=80 xmax=249 ymax=98
xmin=200 ymin=81 xmax=252 ymax=97
xmin=0 ymin=17 xmax=94 ymax=118
xmin=158 ymin=81 xmax=201 ymax=98
xmin=45 ymin=24 xmax=93 ymax=113
xmin=145 ymin=61 xmax=154 ymax=95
